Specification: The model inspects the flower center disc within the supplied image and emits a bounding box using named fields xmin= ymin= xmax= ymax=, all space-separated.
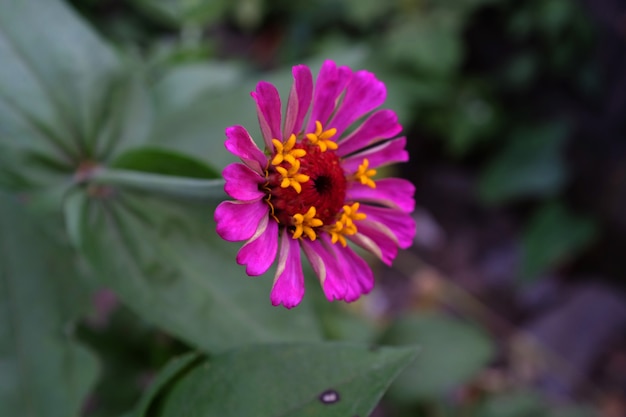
xmin=269 ymin=143 xmax=346 ymax=226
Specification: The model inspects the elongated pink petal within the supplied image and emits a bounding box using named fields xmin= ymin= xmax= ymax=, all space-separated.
xmin=336 ymin=110 xmax=402 ymax=157
xmin=335 ymin=244 xmax=375 ymax=302
xmin=359 ymin=205 xmax=416 ymax=249
xmin=302 ymin=237 xmax=347 ymax=301
xmin=329 ymin=70 xmax=387 ymax=138
xmin=349 ymin=221 xmax=399 ymax=266
xmin=283 ymin=65 xmax=313 ymax=138
xmin=342 ymin=137 xmax=408 ymax=173
xmin=348 ymin=178 xmax=415 ymax=212
xmin=237 ymin=216 xmax=278 ymax=276
xmin=223 ymin=163 xmax=266 ymax=201
xmin=307 ymin=60 xmax=352 ymax=132
xmin=251 ymin=81 xmax=282 ymax=148
xmin=270 ymin=229 xmax=305 ymax=309
xmin=215 ymin=199 xmax=268 ymax=242
xmin=225 ymin=126 xmax=267 ymax=173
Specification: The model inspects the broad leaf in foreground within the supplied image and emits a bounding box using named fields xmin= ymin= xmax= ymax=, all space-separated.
xmin=0 ymin=192 xmax=99 ymax=417
xmin=380 ymin=312 xmax=494 ymax=401
xmin=74 ymin=191 xmax=322 ymax=354
xmin=138 ymin=343 xmax=418 ymax=417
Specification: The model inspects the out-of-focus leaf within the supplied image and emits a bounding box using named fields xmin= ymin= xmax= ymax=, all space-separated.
xmin=111 ymin=147 xmax=220 ymax=179
xmin=74 ymin=191 xmax=322 ymax=354
xmin=140 ymin=343 xmax=418 ymax=417
xmin=343 ymin=0 xmax=392 ymax=27
xmin=152 ymin=62 xmax=245 ymax=115
xmin=425 ymin=81 xmax=501 ymax=156
xmin=134 ymin=352 xmax=202 ymax=417
xmin=520 ymin=202 xmax=597 ymax=283
xmin=535 ymin=0 xmax=574 ymax=37
xmin=96 ymin=73 xmax=154 ymax=162
xmin=148 ymin=51 xmax=367 ymax=171
xmin=385 ymin=14 xmax=463 ymax=76
xmin=129 ymin=0 xmax=230 ymax=26
xmin=148 ymin=71 xmax=260 ymax=171
xmin=549 ymin=406 xmax=598 ymax=417
xmin=0 ymin=192 xmax=99 ymax=417
xmin=477 ymin=391 xmax=547 ymax=417
xmin=0 ymin=0 xmax=121 ymax=162
xmin=478 ymin=122 xmax=570 ymax=204
xmin=379 ymin=312 xmax=494 ymax=401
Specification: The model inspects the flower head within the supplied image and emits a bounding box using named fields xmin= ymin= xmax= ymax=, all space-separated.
xmin=215 ymin=60 xmax=416 ymax=309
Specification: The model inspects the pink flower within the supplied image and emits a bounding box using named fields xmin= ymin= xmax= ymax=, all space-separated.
xmin=214 ymin=60 xmax=416 ymax=309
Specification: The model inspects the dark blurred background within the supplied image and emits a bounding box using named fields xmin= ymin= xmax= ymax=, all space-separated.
xmin=67 ymin=0 xmax=626 ymax=416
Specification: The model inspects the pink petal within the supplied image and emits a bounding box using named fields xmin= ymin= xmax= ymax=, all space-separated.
xmin=270 ymin=229 xmax=305 ymax=309
xmin=302 ymin=237 xmax=347 ymax=301
xmin=334 ymin=244 xmax=375 ymax=302
xmin=214 ymin=199 xmax=269 ymax=242
xmin=251 ymin=81 xmax=282 ymax=148
xmin=224 ymin=126 xmax=267 ymax=173
xmin=359 ymin=205 xmax=416 ymax=249
xmin=349 ymin=221 xmax=400 ymax=266
xmin=236 ymin=215 xmax=279 ymax=276
xmin=283 ymin=65 xmax=313 ymax=138
xmin=306 ymin=60 xmax=352 ymax=132
xmin=347 ymin=178 xmax=415 ymax=212
xmin=341 ymin=137 xmax=408 ymax=173
xmin=336 ymin=109 xmax=402 ymax=157
xmin=223 ymin=163 xmax=266 ymax=201
xmin=329 ymin=70 xmax=387 ymax=138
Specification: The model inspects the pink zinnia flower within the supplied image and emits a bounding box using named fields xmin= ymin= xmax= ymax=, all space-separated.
xmin=214 ymin=60 xmax=416 ymax=309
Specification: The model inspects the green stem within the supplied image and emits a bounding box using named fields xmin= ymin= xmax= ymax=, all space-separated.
xmin=90 ymin=168 xmax=226 ymax=201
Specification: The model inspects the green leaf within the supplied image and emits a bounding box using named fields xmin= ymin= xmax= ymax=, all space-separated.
xmin=379 ymin=312 xmax=494 ymax=401
xmin=384 ymin=14 xmax=463 ymax=76
xmin=520 ymin=202 xmax=597 ymax=283
xmin=0 ymin=192 xmax=99 ymax=417
xmin=134 ymin=352 xmax=203 ymax=417
xmin=139 ymin=343 xmax=418 ymax=417
xmin=74 ymin=191 xmax=322 ymax=354
xmin=477 ymin=391 xmax=547 ymax=417
xmin=129 ymin=0 xmax=230 ymax=26
xmin=0 ymin=0 xmax=122 ymax=162
xmin=111 ymin=147 xmax=220 ymax=179
xmin=148 ymin=73 xmax=259 ymax=171
xmin=152 ymin=62 xmax=245 ymax=115
xmin=478 ymin=122 xmax=570 ymax=204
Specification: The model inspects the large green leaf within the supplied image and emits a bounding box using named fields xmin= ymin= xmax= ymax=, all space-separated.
xmin=379 ymin=312 xmax=494 ymax=402
xmin=138 ymin=343 xmax=418 ymax=417
xmin=133 ymin=352 xmax=203 ymax=417
xmin=0 ymin=0 xmax=122 ymax=162
xmin=147 ymin=66 xmax=273 ymax=171
xmin=72 ymin=191 xmax=322 ymax=353
xmin=0 ymin=192 xmax=99 ymax=417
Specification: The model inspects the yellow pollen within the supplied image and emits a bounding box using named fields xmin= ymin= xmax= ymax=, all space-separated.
xmin=275 ymin=160 xmax=309 ymax=193
xmin=353 ymin=158 xmax=377 ymax=188
xmin=271 ymin=134 xmax=306 ymax=166
xmin=327 ymin=203 xmax=367 ymax=247
xmin=306 ymin=120 xmax=338 ymax=152
xmin=292 ymin=207 xmax=323 ymax=240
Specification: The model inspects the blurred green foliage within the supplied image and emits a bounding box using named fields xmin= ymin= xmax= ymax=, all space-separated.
xmin=0 ymin=0 xmax=604 ymax=416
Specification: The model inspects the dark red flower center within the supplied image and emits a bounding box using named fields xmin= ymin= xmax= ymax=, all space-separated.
xmin=267 ymin=143 xmax=346 ymax=226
